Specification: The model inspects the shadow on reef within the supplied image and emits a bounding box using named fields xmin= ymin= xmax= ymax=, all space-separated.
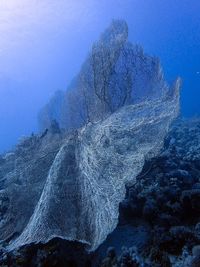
xmin=0 ymin=238 xmax=94 ymax=267
xmin=1 ymin=118 xmax=200 ymax=266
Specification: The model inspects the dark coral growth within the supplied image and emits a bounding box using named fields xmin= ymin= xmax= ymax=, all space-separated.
xmin=0 ymin=238 xmax=93 ymax=267
xmin=119 ymin=118 xmax=200 ymax=265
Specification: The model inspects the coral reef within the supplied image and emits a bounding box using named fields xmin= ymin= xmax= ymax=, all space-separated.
xmin=119 ymin=118 xmax=200 ymax=266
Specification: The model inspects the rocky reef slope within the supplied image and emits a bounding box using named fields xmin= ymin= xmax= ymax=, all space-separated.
xmin=1 ymin=118 xmax=200 ymax=266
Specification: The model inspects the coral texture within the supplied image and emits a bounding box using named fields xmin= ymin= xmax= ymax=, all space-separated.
xmin=0 ymin=20 xmax=180 ymax=252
